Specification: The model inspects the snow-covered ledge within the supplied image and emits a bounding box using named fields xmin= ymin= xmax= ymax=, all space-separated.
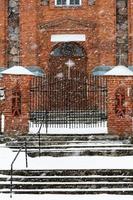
xmin=1 ymin=66 xmax=35 ymax=76
xmin=1 ymin=66 xmax=36 ymax=135
xmin=104 ymin=65 xmax=133 ymax=76
xmin=51 ymin=34 xmax=86 ymax=42
xmin=104 ymin=65 xmax=133 ymax=135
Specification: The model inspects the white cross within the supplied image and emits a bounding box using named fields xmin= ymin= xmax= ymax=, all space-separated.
xmin=65 ymin=59 xmax=75 ymax=79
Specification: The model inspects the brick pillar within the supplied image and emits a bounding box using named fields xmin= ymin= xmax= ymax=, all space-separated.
xmin=3 ymin=74 xmax=33 ymax=135
xmin=0 ymin=0 xmax=7 ymax=66
xmin=107 ymin=76 xmax=133 ymax=135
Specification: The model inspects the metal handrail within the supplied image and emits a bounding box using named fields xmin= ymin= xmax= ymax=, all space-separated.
xmin=37 ymin=121 xmax=43 ymax=157
xmin=10 ymin=140 xmax=28 ymax=198
xmin=37 ymin=109 xmax=48 ymax=156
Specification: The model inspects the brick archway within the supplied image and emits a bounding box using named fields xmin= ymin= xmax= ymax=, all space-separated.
xmin=48 ymin=42 xmax=87 ymax=77
xmin=47 ymin=42 xmax=88 ymax=110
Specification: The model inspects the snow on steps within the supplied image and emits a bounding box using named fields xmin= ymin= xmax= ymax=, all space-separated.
xmin=1 ymin=169 xmax=133 ymax=195
xmin=0 ymin=135 xmax=13 ymax=144
xmin=6 ymin=134 xmax=133 ymax=157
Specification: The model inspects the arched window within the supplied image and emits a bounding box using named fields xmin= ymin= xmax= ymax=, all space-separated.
xmin=49 ymin=42 xmax=87 ymax=77
xmin=51 ymin=43 xmax=85 ymax=57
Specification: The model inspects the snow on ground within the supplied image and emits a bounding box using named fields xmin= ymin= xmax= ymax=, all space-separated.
xmin=1 ymin=144 xmax=133 ymax=170
xmin=29 ymin=122 xmax=108 ymax=134
xmin=1 ymin=142 xmax=133 ymax=199
xmin=1 ymin=194 xmax=133 ymax=200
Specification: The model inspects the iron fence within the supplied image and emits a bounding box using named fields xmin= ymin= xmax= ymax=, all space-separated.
xmin=29 ymin=73 xmax=107 ymax=130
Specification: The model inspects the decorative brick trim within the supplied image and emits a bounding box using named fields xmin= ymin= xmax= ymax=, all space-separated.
xmin=116 ymin=0 xmax=128 ymax=65
xmin=107 ymin=76 xmax=133 ymax=135
xmin=8 ymin=0 xmax=20 ymax=67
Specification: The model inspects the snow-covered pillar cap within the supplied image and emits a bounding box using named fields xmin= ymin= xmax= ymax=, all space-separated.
xmin=104 ymin=65 xmax=133 ymax=76
xmin=1 ymin=66 xmax=35 ymax=76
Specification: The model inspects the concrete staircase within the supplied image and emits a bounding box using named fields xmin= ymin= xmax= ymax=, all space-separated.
xmin=0 ymin=134 xmax=13 ymax=144
xmin=0 ymin=169 xmax=133 ymax=195
xmin=1 ymin=133 xmax=133 ymax=195
xmin=6 ymin=134 xmax=133 ymax=157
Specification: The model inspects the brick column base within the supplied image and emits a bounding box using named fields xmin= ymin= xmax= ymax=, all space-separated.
xmin=107 ymin=76 xmax=133 ymax=135
xmin=3 ymin=74 xmax=33 ymax=135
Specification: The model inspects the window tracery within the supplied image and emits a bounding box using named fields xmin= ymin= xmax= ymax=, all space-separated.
xmin=51 ymin=43 xmax=85 ymax=57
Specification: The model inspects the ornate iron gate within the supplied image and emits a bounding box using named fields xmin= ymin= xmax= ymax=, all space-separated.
xmin=29 ymin=73 xmax=107 ymax=130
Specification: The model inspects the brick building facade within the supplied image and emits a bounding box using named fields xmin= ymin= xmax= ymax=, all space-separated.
xmin=0 ymin=0 xmax=133 ymax=135
xmin=0 ymin=0 xmax=132 ymax=71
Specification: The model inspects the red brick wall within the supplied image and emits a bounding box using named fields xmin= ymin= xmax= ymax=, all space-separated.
xmin=18 ymin=0 xmax=116 ymax=73
xmin=128 ymin=0 xmax=133 ymax=65
xmin=3 ymin=75 xmax=33 ymax=135
xmin=39 ymin=0 xmax=116 ymax=72
xmin=1 ymin=74 xmax=133 ymax=135
xmin=97 ymin=0 xmax=116 ymax=66
xmin=0 ymin=1 xmax=7 ymax=66
xmin=0 ymin=1 xmax=133 ymax=70
xmin=107 ymin=76 xmax=133 ymax=135
xmin=19 ymin=0 xmax=38 ymax=66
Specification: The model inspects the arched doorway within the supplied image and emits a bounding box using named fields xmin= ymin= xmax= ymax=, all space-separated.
xmin=48 ymin=42 xmax=87 ymax=77
xmin=30 ymin=41 xmax=107 ymax=132
xmin=47 ymin=43 xmax=88 ymax=111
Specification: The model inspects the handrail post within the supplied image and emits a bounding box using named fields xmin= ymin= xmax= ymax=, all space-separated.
xmin=10 ymin=143 xmax=29 ymax=198
xmin=37 ymin=121 xmax=43 ymax=157
xmin=39 ymin=131 xmax=41 ymax=157
xmin=45 ymin=109 xmax=48 ymax=134
xmin=25 ymin=141 xmax=28 ymax=168
xmin=10 ymin=165 xmax=13 ymax=198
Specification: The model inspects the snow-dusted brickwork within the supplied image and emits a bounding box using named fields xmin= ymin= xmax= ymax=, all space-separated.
xmin=8 ymin=0 xmax=19 ymax=66
xmin=116 ymin=0 xmax=128 ymax=65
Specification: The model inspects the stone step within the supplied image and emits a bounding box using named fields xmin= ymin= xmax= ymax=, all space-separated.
xmin=7 ymin=146 xmax=133 ymax=156
xmin=6 ymin=134 xmax=131 ymax=145
xmin=5 ymin=133 xmax=133 ymax=157
xmin=0 ymin=135 xmax=13 ymax=144
xmin=0 ymin=169 xmax=133 ymax=195
xmin=8 ymin=144 xmax=133 ymax=148
xmin=7 ymin=137 xmax=131 ymax=143
xmin=1 ymin=176 xmax=133 ymax=182
xmin=7 ymin=141 xmax=132 ymax=148
xmin=18 ymin=133 xmax=130 ymax=140
xmin=2 ymin=188 xmax=133 ymax=195
xmin=1 ymin=183 xmax=133 ymax=190
xmin=1 ymin=169 xmax=133 ymax=177
xmin=7 ymin=144 xmax=133 ymax=157
xmin=27 ymin=149 xmax=133 ymax=157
